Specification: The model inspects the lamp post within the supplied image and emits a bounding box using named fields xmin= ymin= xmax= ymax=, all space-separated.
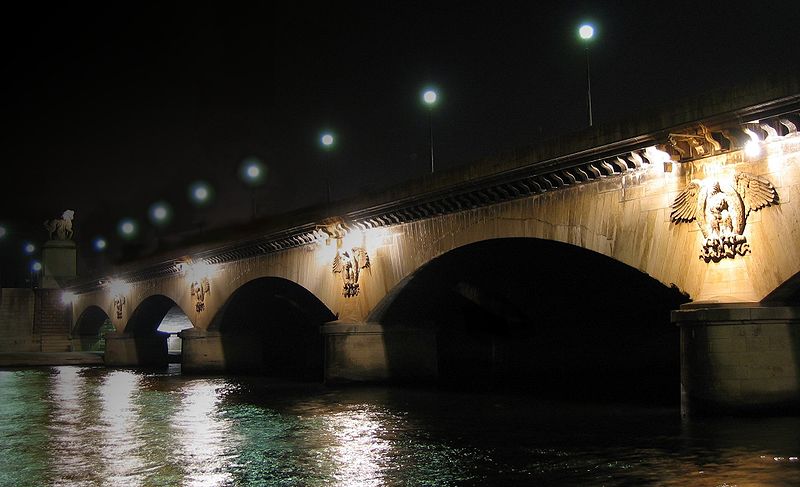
xmin=117 ymin=218 xmax=139 ymax=240
xmin=239 ymin=157 xmax=266 ymax=218
xmin=320 ymin=132 xmax=335 ymax=204
xmin=148 ymin=201 xmax=172 ymax=228
xmin=422 ymin=89 xmax=438 ymax=173
xmin=578 ymin=23 xmax=595 ymax=127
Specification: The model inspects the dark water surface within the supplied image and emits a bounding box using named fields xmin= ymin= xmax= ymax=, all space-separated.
xmin=1 ymin=365 xmax=798 ymax=486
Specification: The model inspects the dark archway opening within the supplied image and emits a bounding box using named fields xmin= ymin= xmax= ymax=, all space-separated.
xmin=73 ymin=306 xmax=113 ymax=351
xmin=211 ymin=277 xmax=336 ymax=379
xmin=125 ymin=295 xmax=181 ymax=366
xmin=371 ymin=238 xmax=690 ymax=405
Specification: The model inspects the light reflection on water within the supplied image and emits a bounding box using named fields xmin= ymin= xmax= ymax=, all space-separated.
xmin=175 ymin=380 xmax=237 ymax=487
xmin=326 ymin=408 xmax=390 ymax=486
xmin=0 ymin=366 xmax=798 ymax=486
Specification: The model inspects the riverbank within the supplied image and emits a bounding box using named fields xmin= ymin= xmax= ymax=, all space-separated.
xmin=0 ymin=351 xmax=104 ymax=367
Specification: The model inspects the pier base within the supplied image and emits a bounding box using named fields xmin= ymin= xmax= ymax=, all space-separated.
xmin=321 ymin=321 xmax=438 ymax=383
xmin=673 ymin=305 xmax=800 ymax=416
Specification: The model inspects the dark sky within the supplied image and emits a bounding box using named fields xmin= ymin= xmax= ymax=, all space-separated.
xmin=1 ymin=1 xmax=798 ymax=278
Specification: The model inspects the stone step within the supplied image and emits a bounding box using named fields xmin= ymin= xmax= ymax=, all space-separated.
xmin=37 ymin=323 xmax=70 ymax=333
xmin=40 ymin=335 xmax=72 ymax=353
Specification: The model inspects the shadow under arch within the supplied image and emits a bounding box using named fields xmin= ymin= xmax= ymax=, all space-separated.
xmin=369 ymin=237 xmax=690 ymax=404
xmin=208 ymin=276 xmax=336 ymax=378
xmin=73 ymin=305 xmax=113 ymax=351
xmin=123 ymin=294 xmax=192 ymax=367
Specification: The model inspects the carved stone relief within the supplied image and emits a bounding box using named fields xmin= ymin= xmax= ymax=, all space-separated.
xmin=190 ymin=277 xmax=210 ymax=312
xmin=113 ymin=294 xmax=126 ymax=320
xmin=332 ymin=247 xmax=371 ymax=298
xmin=671 ymin=172 xmax=778 ymax=262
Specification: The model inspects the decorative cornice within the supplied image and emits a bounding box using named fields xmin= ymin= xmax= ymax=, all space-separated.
xmin=69 ymin=97 xmax=800 ymax=294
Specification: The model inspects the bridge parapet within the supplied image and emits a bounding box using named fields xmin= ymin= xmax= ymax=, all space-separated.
xmin=67 ymin=89 xmax=800 ymax=298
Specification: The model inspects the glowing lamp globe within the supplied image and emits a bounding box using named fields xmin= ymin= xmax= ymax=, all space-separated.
xmin=93 ymin=237 xmax=107 ymax=252
xmin=188 ymin=181 xmax=214 ymax=207
xmin=149 ymin=201 xmax=172 ymax=226
xmin=239 ymin=157 xmax=266 ymax=186
xmin=117 ymin=218 xmax=138 ymax=240
xmin=423 ymin=89 xmax=438 ymax=105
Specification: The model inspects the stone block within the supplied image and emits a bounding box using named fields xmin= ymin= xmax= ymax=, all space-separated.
xmin=716 ymin=365 xmax=750 ymax=380
xmin=707 ymin=351 xmax=744 ymax=367
xmin=745 ymin=336 xmax=770 ymax=352
xmin=708 ymin=337 xmax=747 ymax=353
xmin=769 ymin=336 xmax=790 ymax=351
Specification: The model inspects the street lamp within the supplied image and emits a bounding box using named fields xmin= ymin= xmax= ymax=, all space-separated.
xmin=578 ymin=23 xmax=595 ymax=127
xmin=239 ymin=156 xmax=266 ymax=218
xmin=422 ymin=88 xmax=438 ymax=173
xmin=320 ymin=132 xmax=335 ymax=203
xmin=117 ymin=218 xmax=139 ymax=240
xmin=188 ymin=180 xmax=213 ymax=207
xmin=92 ymin=236 xmax=107 ymax=252
xmin=148 ymin=201 xmax=173 ymax=227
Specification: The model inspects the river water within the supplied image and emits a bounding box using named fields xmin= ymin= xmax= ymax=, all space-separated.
xmin=1 ymin=365 xmax=798 ymax=486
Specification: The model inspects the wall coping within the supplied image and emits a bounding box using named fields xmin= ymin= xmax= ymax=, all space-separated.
xmin=672 ymin=305 xmax=800 ymax=325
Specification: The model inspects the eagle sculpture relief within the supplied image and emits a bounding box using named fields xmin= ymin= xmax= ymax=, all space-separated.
xmin=670 ymin=172 xmax=778 ymax=262
xmin=332 ymin=247 xmax=371 ymax=297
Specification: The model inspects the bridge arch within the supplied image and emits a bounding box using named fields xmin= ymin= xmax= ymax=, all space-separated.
xmin=72 ymin=305 xmax=113 ymax=351
xmin=125 ymin=294 xmax=195 ymax=336
xmin=204 ymin=276 xmax=336 ymax=377
xmin=367 ymin=237 xmax=689 ymax=401
xmin=104 ymin=294 xmax=195 ymax=367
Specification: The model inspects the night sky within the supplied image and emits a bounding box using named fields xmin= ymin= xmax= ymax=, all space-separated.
xmin=1 ymin=1 xmax=798 ymax=280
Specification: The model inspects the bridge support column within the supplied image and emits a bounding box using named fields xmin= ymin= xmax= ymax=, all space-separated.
xmin=673 ymin=305 xmax=800 ymax=416
xmin=180 ymin=329 xmax=265 ymax=373
xmin=181 ymin=329 xmax=226 ymax=373
xmin=104 ymin=331 xmax=168 ymax=367
xmin=321 ymin=321 xmax=438 ymax=383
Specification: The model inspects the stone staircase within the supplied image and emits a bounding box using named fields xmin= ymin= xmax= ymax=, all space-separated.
xmin=34 ymin=289 xmax=73 ymax=352
xmin=40 ymin=334 xmax=73 ymax=352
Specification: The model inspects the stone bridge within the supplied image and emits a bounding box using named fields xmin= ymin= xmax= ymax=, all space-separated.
xmin=68 ymin=79 xmax=800 ymax=414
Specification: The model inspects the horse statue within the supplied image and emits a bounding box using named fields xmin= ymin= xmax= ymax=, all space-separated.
xmin=44 ymin=210 xmax=75 ymax=240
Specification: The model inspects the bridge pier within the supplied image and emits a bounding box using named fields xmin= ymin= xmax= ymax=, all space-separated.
xmin=180 ymin=328 xmax=264 ymax=373
xmin=180 ymin=329 xmax=227 ymax=373
xmin=673 ymin=305 xmax=800 ymax=416
xmin=321 ymin=322 xmax=438 ymax=383
xmin=104 ymin=331 xmax=168 ymax=367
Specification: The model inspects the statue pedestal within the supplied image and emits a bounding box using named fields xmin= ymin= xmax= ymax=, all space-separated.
xmin=41 ymin=240 xmax=76 ymax=289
